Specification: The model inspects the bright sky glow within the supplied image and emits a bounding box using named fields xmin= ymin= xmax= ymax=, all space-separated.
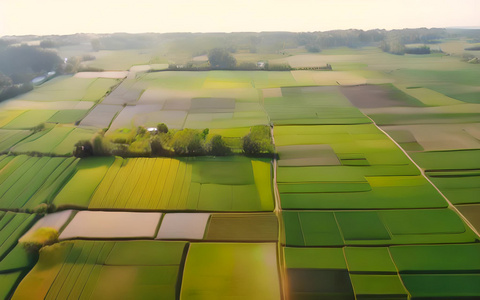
xmin=0 ymin=0 xmax=479 ymax=36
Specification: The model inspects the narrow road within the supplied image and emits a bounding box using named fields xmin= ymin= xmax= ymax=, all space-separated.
xmin=365 ymin=114 xmax=480 ymax=238
xmin=271 ymin=125 xmax=287 ymax=300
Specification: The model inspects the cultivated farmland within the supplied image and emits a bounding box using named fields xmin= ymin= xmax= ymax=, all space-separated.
xmin=0 ymin=29 xmax=479 ymax=299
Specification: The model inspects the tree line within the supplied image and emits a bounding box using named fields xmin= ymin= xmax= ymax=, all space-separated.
xmin=74 ymin=124 xmax=274 ymax=158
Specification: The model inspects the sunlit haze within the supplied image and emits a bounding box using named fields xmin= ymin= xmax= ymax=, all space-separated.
xmin=1 ymin=0 xmax=479 ymax=36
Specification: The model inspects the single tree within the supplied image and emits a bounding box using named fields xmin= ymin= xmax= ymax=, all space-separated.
xmin=208 ymin=48 xmax=236 ymax=69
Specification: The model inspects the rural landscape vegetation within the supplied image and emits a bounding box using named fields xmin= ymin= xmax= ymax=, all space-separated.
xmin=0 ymin=25 xmax=479 ymax=299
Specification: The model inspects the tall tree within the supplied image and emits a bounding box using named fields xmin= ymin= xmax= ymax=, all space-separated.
xmin=208 ymin=48 xmax=236 ymax=69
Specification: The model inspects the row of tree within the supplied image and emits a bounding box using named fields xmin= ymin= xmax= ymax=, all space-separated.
xmin=75 ymin=124 xmax=274 ymax=158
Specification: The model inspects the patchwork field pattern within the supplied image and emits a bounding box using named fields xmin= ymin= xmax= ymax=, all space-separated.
xmin=0 ymin=45 xmax=479 ymax=299
xmin=342 ymin=84 xmax=480 ymax=236
xmin=272 ymin=80 xmax=480 ymax=299
xmin=275 ymin=124 xmax=446 ymax=210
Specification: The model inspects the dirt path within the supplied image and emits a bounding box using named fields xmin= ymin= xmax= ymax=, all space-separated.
xmin=365 ymin=114 xmax=480 ymax=238
xmin=271 ymin=125 xmax=287 ymax=300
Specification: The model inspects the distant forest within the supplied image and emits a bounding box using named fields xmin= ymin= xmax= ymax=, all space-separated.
xmin=1 ymin=28 xmax=479 ymax=100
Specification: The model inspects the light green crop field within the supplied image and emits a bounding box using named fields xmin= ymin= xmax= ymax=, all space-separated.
xmin=10 ymin=126 xmax=74 ymax=154
xmin=9 ymin=126 xmax=96 ymax=156
xmin=0 ymin=110 xmax=26 ymax=127
xmin=82 ymin=50 xmax=154 ymax=70
xmin=0 ymin=156 xmax=78 ymax=209
xmin=0 ymin=130 xmax=31 ymax=153
xmin=54 ymin=157 xmax=115 ymax=209
xmin=87 ymin=156 xmax=274 ymax=211
xmin=12 ymin=76 xmax=119 ymax=103
xmin=1 ymin=110 xmax=57 ymax=129
xmin=181 ymin=243 xmax=280 ymax=300
xmin=0 ymin=212 xmax=37 ymax=299
xmin=47 ymin=109 xmax=89 ymax=124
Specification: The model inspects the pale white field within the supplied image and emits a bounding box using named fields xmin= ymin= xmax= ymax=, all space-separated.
xmin=156 ymin=213 xmax=210 ymax=240
xmin=59 ymin=211 xmax=163 ymax=239
xmin=74 ymin=71 xmax=128 ymax=79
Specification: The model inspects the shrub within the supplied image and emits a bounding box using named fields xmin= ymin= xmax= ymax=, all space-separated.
xmin=405 ymin=46 xmax=431 ymax=54
xmin=32 ymin=122 xmax=45 ymax=133
xmin=201 ymin=128 xmax=209 ymax=139
xmin=265 ymin=63 xmax=291 ymax=71
xmin=306 ymin=44 xmax=321 ymax=53
xmin=32 ymin=203 xmax=56 ymax=214
xmin=73 ymin=140 xmax=93 ymax=157
xmin=157 ymin=123 xmax=169 ymax=133
xmin=21 ymin=227 xmax=59 ymax=253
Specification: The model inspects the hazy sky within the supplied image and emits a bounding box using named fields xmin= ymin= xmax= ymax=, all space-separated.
xmin=0 ymin=0 xmax=479 ymax=36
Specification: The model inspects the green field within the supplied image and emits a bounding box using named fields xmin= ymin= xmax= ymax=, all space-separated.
xmin=13 ymin=240 xmax=188 ymax=299
xmin=87 ymin=156 xmax=274 ymax=211
xmin=181 ymin=243 xmax=280 ymax=300
xmin=0 ymin=155 xmax=78 ymax=209
xmin=283 ymin=209 xmax=477 ymax=246
xmin=0 ymin=212 xmax=37 ymax=299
